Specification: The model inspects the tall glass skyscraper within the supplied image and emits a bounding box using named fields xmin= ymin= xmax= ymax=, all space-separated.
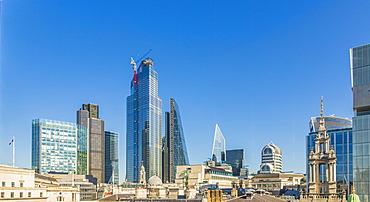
xmin=127 ymin=58 xmax=162 ymax=182
xmin=226 ymin=149 xmax=244 ymax=176
xmin=211 ymin=124 xmax=226 ymax=162
xmin=351 ymin=43 xmax=370 ymax=201
xmin=105 ymin=131 xmax=119 ymax=185
xmin=163 ymin=98 xmax=189 ymax=183
xmin=32 ymin=119 xmax=87 ymax=174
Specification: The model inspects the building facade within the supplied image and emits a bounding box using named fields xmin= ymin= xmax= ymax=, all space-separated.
xmin=259 ymin=142 xmax=282 ymax=174
xmin=32 ymin=119 xmax=86 ymax=174
xmin=226 ymin=149 xmax=244 ymax=176
xmin=127 ymin=58 xmax=162 ymax=182
xmin=307 ymin=116 xmax=352 ymax=193
xmin=163 ymin=98 xmax=189 ymax=183
xmin=351 ymin=43 xmax=370 ymax=201
xmin=105 ymin=131 xmax=119 ymax=185
xmin=211 ymin=124 xmax=226 ymax=163
xmin=77 ymin=103 xmax=105 ymax=183
xmin=309 ymin=116 xmax=352 ymax=133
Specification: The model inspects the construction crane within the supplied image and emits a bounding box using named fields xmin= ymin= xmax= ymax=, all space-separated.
xmin=130 ymin=49 xmax=152 ymax=85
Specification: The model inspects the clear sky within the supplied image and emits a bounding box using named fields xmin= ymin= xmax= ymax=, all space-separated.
xmin=1 ymin=1 xmax=370 ymax=182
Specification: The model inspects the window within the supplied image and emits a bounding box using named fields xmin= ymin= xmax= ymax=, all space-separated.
xmin=40 ymin=192 xmax=43 ymax=197
xmin=11 ymin=192 xmax=14 ymax=198
xmin=20 ymin=192 xmax=23 ymax=198
xmin=1 ymin=182 xmax=4 ymax=187
xmin=11 ymin=182 xmax=15 ymax=187
xmin=28 ymin=192 xmax=31 ymax=197
xmin=1 ymin=192 xmax=4 ymax=198
xmin=20 ymin=182 xmax=23 ymax=187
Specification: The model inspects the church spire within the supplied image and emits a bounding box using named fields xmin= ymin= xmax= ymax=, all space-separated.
xmin=318 ymin=96 xmax=326 ymax=133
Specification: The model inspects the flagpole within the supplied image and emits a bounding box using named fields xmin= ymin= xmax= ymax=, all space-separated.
xmin=12 ymin=135 xmax=15 ymax=167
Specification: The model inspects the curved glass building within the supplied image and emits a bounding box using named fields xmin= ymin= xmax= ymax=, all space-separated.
xmin=309 ymin=116 xmax=352 ymax=133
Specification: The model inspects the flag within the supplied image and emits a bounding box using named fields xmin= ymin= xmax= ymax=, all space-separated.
xmin=9 ymin=139 xmax=14 ymax=145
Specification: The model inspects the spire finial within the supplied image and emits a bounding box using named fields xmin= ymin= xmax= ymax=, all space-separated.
xmin=320 ymin=96 xmax=324 ymax=117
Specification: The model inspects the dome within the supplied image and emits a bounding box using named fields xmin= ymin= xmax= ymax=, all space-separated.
xmin=148 ymin=175 xmax=162 ymax=185
xmin=263 ymin=142 xmax=282 ymax=155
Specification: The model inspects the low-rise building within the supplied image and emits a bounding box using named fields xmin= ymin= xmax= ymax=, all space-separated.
xmin=175 ymin=164 xmax=239 ymax=189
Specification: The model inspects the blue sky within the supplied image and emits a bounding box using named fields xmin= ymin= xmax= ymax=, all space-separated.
xmin=1 ymin=1 xmax=370 ymax=182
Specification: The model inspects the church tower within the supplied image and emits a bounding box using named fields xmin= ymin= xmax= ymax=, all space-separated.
xmin=308 ymin=97 xmax=337 ymax=194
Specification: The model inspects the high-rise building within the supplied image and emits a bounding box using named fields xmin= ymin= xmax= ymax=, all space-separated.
xmin=126 ymin=58 xmax=162 ymax=182
xmin=350 ymin=43 xmax=370 ymax=200
xmin=32 ymin=119 xmax=87 ymax=174
xmin=307 ymin=115 xmax=352 ymax=193
xmin=77 ymin=103 xmax=105 ymax=183
xmin=226 ymin=149 xmax=244 ymax=176
xmin=259 ymin=142 xmax=282 ymax=174
xmin=211 ymin=124 xmax=226 ymax=162
xmin=163 ymin=98 xmax=189 ymax=183
xmin=105 ymin=131 xmax=119 ymax=185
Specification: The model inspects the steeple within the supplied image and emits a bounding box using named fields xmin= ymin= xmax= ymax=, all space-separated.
xmin=318 ymin=96 xmax=326 ymax=133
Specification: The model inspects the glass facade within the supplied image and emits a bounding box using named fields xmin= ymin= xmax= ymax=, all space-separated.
xmin=163 ymin=99 xmax=189 ymax=182
xmin=306 ymin=128 xmax=353 ymax=191
xmin=126 ymin=58 xmax=162 ymax=182
xmin=309 ymin=116 xmax=352 ymax=133
xmin=32 ymin=119 xmax=86 ymax=174
xmin=211 ymin=124 xmax=226 ymax=162
xmin=105 ymin=131 xmax=119 ymax=185
xmin=351 ymin=44 xmax=370 ymax=201
xmin=77 ymin=124 xmax=88 ymax=175
xmin=226 ymin=149 xmax=244 ymax=176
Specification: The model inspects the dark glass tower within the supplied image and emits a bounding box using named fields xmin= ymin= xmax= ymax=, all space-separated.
xmin=126 ymin=58 xmax=162 ymax=182
xmin=77 ymin=103 xmax=105 ymax=183
xmin=105 ymin=131 xmax=119 ymax=185
xmin=163 ymin=98 xmax=189 ymax=182
xmin=226 ymin=149 xmax=244 ymax=176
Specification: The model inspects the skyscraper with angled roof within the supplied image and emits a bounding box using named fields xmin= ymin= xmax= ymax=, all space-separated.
xmin=126 ymin=58 xmax=162 ymax=182
xmin=163 ymin=98 xmax=189 ymax=183
xmin=211 ymin=124 xmax=226 ymax=162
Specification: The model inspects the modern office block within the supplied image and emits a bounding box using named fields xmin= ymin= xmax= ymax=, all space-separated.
xmin=127 ymin=58 xmax=162 ymax=182
xmin=105 ymin=131 xmax=119 ymax=185
xmin=350 ymin=43 xmax=370 ymax=200
xmin=226 ymin=149 xmax=244 ymax=176
xmin=32 ymin=119 xmax=87 ymax=174
xmin=259 ymin=142 xmax=282 ymax=174
xmin=77 ymin=103 xmax=105 ymax=183
xmin=163 ymin=98 xmax=189 ymax=183
xmin=211 ymin=124 xmax=226 ymax=162
xmin=307 ymin=115 xmax=352 ymax=193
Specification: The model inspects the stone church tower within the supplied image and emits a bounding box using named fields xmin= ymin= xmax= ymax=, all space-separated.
xmin=307 ymin=97 xmax=337 ymax=194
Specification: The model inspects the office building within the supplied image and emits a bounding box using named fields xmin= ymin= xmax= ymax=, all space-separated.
xmin=77 ymin=103 xmax=105 ymax=183
xmin=126 ymin=58 xmax=162 ymax=182
xmin=105 ymin=131 xmax=119 ymax=185
xmin=301 ymin=98 xmax=346 ymax=201
xmin=307 ymin=116 xmax=352 ymax=192
xmin=32 ymin=119 xmax=87 ymax=174
xmin=163 ymin=98 xmax=189 ymax=183
xmin=211 ymin=124 xmax=226 ymax=162
xmin=259 ymin=142 xmax=282 ymax=174
xmin=350 ymin=43 xmax=370 ymax=201
xmin=226 ymin=149 xmax=244 ymax=176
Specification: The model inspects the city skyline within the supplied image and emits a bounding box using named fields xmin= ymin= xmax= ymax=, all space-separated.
xmin=1 ymin=1 xmax=370 ymax=183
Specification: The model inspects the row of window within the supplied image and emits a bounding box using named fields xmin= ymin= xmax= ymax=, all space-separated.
xmin=0 ymin=192 xmax=43 ymax=198
xmin=2 ymin=182 xmax=23 ymax=187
